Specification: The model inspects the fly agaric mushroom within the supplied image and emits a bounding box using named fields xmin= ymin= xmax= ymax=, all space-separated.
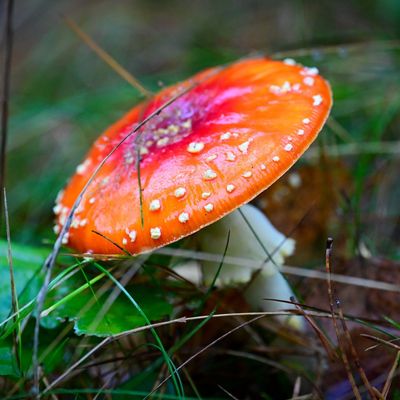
xmin=54 ymin=57 xmax=332 ymax=321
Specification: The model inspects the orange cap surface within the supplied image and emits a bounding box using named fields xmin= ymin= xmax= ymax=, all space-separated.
xmin=54 ymin=58 xmax=332 ymax=255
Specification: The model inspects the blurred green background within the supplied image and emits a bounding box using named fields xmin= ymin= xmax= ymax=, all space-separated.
xmin=2 ymin=2 xmax=400 ymax=398
xmin=5 ymin=0 xmax=400 ymax=259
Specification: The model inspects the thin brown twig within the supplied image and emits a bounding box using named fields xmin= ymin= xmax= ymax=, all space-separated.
xmin=64 ymin=16 xmax=152 ymax=98
xmin=381 ymin=351 xmax=400 ymax=399
xmin=325 ymin=238 xmax=362 ymax=400
xmin=361 ymin=334 xmax=400 ymax=352
xmin=92 ymin=230 xmax=131 ymax=256
xmin=292 ymin=297 xmax=337 ymax=361
xmin=372 ymin=387 xmax=385 ymax=400
xmin=336 ymin=300 xmax=377 ymax=399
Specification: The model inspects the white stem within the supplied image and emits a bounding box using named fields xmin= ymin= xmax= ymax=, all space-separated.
xmin=173 ymin=204 xmax=303 ymax=329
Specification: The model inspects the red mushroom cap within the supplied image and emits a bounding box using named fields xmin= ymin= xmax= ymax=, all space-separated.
xmin=54 ymin=57 xmax=332 ymax=255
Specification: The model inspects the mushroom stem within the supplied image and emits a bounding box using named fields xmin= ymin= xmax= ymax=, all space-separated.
xmin=174 ymin=204 xmax=303 ymax=329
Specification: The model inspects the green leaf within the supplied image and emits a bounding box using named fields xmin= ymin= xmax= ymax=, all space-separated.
xmin=0 ymin=342 xmax=19 ymax=376
xmin=45 ymin=285 xmax=172 ymax=337
xmin=0 ymin=240 xmax=47 ymax=324
xmin=0 ymin=239 xmax=171 ymax=338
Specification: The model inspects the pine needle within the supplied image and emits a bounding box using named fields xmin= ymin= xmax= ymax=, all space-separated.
xmin=325 ymin=238 xmax=362 ymax=400
xmin=64 ymin=16 xmax=152 ymax=98
xmin=381 ymin=351 xmax=400 ymax=398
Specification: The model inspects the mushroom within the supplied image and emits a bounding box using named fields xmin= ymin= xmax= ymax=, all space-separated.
xmin=54 ymin=58 xmax=332 ymax=324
